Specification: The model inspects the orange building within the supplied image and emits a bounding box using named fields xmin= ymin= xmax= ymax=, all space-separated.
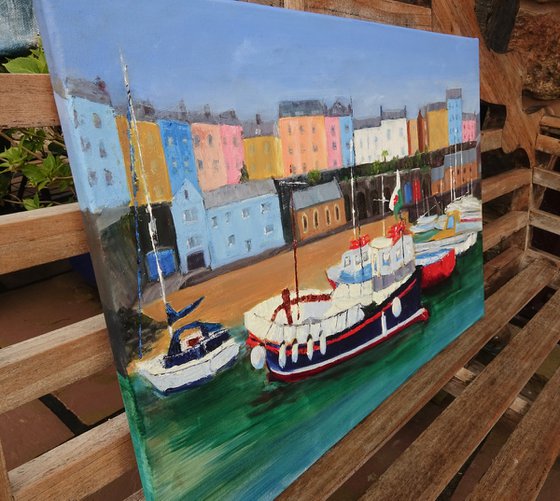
xmin=115 ymin=115 xmax=172 ymax=205
xmin=278 ymin=100 xmax=328 ymax=176
xmin=190 ymin=120 xmax=227 ymax=192
xmin=407 ymin=118 xmax=419 ymax=155
xmin=292 ymin=180 xmax=346 ymax=241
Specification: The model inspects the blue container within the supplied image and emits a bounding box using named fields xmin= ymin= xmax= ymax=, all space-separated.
xmin=146 ymin=249 xmax=176 ymax=281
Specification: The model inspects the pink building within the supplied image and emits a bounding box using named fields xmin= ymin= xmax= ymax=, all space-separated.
xmin=324 ymin=116 xmax=343 ymax=169
xmin=219 ymin=110 xmax=244 ymax=185
xmin=462 ymin=112 xmax=477 ymax=142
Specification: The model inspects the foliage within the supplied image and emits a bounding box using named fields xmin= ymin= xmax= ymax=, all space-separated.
xmin=1 ymin=40 xmax=74 ymax=212
xmin=307 ymin=169 xmax=322 ymax=186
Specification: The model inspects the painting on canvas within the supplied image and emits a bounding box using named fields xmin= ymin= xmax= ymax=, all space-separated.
xmin=34 ymin=0 xmax=483 ymax=498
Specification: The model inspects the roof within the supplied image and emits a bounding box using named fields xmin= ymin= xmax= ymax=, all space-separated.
xmin=292 ymin=180 xmax=342 ymax=211
xmin=279 ymin=100 xmax=325 ymax=118
xmin=462 ymin=112 xmax=477 ymax=121
xmin=217 ymin=110 xmax=241 ymax=126
xmin=203 ymin=179 xmax=277 ymax=209
xmin=353 ymin=116 xmax=381 ymax=129
xmin=64 ymin=78 xmax=111 ymax=105
xmin=328 ymin=98 xmax=353 ymax=117
xmin=242 ymin=120 xmax=278 ymax=138
xmin=381 ymin=106 xmax=407 ymax=120
xmin=426 ymin=102 xmax=447 ymax=112
xmin=446 ymin=88 xmax=463 ymax=100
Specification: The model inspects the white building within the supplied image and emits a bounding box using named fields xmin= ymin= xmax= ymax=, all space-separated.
xmin=379 ymin=107 xmax=408 ymax=160
xmin=353 ymin=117 xmax=382 ymax=165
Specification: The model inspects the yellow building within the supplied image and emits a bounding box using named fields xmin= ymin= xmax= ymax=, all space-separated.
xmin=115 ymin=116 xmax=172 ymax=205
xmin=243 ymin=132 xmax=284 ymax=180
xmin=426 ymin=103 xmax=449 ymax=151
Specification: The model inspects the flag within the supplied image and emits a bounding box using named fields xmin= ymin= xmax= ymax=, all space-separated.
xmin=389 ymin=170 xmax=403 ymax=218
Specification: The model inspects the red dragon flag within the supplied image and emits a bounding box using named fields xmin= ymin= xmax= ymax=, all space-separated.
xmin=389 ymin=170 xmax=403 ymax=219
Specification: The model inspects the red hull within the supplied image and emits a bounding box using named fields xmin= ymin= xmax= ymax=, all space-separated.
xmin=420 ymin=249 xmax=456 ymax=289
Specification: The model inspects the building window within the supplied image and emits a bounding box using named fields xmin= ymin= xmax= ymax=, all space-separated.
xmin=299 ymin=125 xmax=304 ymax=133
xmin=288 ymin=125 xmax=292 ymax=135
xmin=245 ymin=239 xmax=252 ymax=252
xmin=302 ymin=214 xmax=308 ymax=233
xmin=335 ymin=204 xmax=341 ymax=221
xmin=197 ymin=159 xmax=204 ymax=170
xmin=313 ymin=209 xmax=319 ymax=229
xmin=325 ymin=207 xmax=331 ymax=226
xmin=312 ymin=125 xmax=316 ymax=134
xmin=264 ymin=224 xmax=274 ymax=235
xmin=332 ymin=142 xmax=337 ymax=150
xmin=188 ymin=235 xmax=202 ymax=249
xmin=208 ymin=134 xmax=213 ymax=146
xmin=345 ymin=124 xmax=350 ymax=132
xmin=261 ymin=202 xmax=270 ymax=214
xmin=225 ymin=211 xmax=231 ymax=223
xmin=288 ymin=146 xmax=293 ymax=155
xmin=228 ymin=234 xmax=235 ymax=247
xmin=183 ymin=160 xmax=189 ymax=168
xmin=334 ymin=159 xmax=338 ymax=167
xmin=213 ymin=160 xmax=219 ymax=171
xmin=331 ymin=126 xmax=336 ymax=136
xmin=172 ymin=160 xmax=178 ymax=169
xmin=184 ymin=189 xmax=189 ymax=200
xmin=222 ymin=136 xmax=227 ymax=145
xmin=242 ymin=207 xmax=250 ymax=219
xmin=193 ymin=135 xmax=200 ymax=147
xmin=182 ymin=137 xmax=188 ymax=144
xmin=167 ymin=136 xmax=174 ymax=146
xmin=104 ymin=169 xmax=113 ymax=186
xmin=233 ymin=136 xmax=239 ymax=147
xmin=211 ymin=216 xmax=218 ymax=228
xmin=99 ymin=141 xmax=107 ymax=158
xmin=80 ymin=137 xmax=91 ymax=152
xmin=399 ymin=128 xmax=404 ymax=137
xmin=313 ymin=144 xmax=318 ymax=152
xmin=184 ymin=209 xmax=198 ymax=222
xmin=92 ymin=113 xmax=102 ymax=128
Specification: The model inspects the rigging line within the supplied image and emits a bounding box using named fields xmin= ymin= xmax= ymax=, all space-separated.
xmin=120 ymin=52 xmax=173 ymax=338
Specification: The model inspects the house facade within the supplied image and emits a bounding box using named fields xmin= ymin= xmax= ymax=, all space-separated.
xmin=243 ymin=118 xmax=284 ymax=180
xmin=426 ymin=102 xmax=449 ymax=151
xmin=353 ymin=117 xmax=382 ymax=164
xmin=328 ymin=99 xmax=354 ymax=168
xmin=417 ymin=110 xmax=429 ymax=152
xmin=219 ymin=110 xmax=244 ymax=185
xmin=446 ymin=88 xmax=463 ymax=145
xmin=324 ymin=116 xmax=343 ymax=169
xmin=204 ymin=179 xmax=285 ymax=268
xmin=407 ymin=118 xmax=419 ymax=156
xmin=462 ymin=112 xmax=477 ymax=142
xmin=380 ymin=107 xmax=408 ymax=159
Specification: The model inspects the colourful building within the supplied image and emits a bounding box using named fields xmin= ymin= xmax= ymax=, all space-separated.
xmin=242 ymin=117 xmax=284 ymax=180
xmin=115 ymin=115 xmax=172 ymax=206
xmin=204 ymin=179 xmax=285 ymax=268
xmin=380 ymin=107 xmax=408 ymax=159
xmin=425 ymin=102 xmax=449 ymax=151
xmin=328 ymin=99 xmax=354 ymax=168
xmin=446 ymin=89 xmax=463 ymax=145
xmin=417 ymin=110 xmax=428 ymax=153
xmin=55 ymin=79 xmax=130 ymax=213
xmin=353 ymin=117 xmax=382 ymax=164
xmin=324 ymin=116 xmax=343 ymax=169
xmin=219 ymin=110 xmax=244 ymax=185
xmin=278 ymin=100 xmax=328 ymax=176
xmin=158 ymin=119 xmax=210 ymax=273
xmin=462 ymin=112 xmax=477 ymax=142
xmin=292 ymin=180 xmax=346 ymax=241
xmin=407 ymin=118 xmax=419 ymax=156
xmin=190 ymin=110 xmax=227 ymax=192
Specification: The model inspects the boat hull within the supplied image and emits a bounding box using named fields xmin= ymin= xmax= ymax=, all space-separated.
xmin=416 ymin=248 xmax=456 ymax=289
xmin=253 ymin=270 xmax=428 ymax=382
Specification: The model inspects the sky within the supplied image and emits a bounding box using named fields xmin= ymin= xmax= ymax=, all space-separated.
xmin=36 ymin=0 xmax=480 ymax=121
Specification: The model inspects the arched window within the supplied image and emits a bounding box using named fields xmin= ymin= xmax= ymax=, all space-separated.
xmin=302 ymin=214 xmax=308 ymax=233
xmin=335 ymin=204 xmax=341 ymax=221
xmin=325 ymin=208 xmax=331 ymax=226
xmin=313 ymin=209 xmax=319 ymax=229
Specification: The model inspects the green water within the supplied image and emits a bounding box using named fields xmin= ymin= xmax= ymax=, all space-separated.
xmin=120 ymin=238 xmax=484 ymax=500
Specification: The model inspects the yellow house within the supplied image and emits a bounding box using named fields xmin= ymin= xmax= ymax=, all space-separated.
xmin=115 ymin=115 xmax=172 ymax=205
xmin=243 ymin=135 xmax=283 ymax=180
xmin=426 ymin=103 xmax=449 ymax=151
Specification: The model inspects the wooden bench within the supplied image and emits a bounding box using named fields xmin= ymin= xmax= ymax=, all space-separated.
xmin=1 ymin=1 xmax=559 ymax=499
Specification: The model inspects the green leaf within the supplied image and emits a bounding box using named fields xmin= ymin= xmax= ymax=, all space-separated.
xmin=23 ymin=194 xmax=41 ymax=211
xmin=21 ymin=163 xmax=48 ymax=187
xmin=3 ymin=56 xmax=43 ymax=74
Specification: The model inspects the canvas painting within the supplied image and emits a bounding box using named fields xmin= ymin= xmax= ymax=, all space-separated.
xmin=35 ymin=0 xmax=483 ymax=498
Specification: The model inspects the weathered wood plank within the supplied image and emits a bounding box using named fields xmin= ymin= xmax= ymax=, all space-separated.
xmin=0 ymin=315 xmax=110 ymax=415
xmin=0 ymin=74 xmax=60 ymax=128
xmin=280 ymin=260 xmax=553 ymax=501
xmin=124 ymin=490 xmax=145 ymax=501
xmin=0 ymin=442 xmax=12 ymax=501
xmin=480 ymin=128 xmax=503 ymax=152
xmin=483 ymin=245 xmax=524 ymax=296
xmin=9 ymin=414 xmax=135 ymax=501
xmin=0 ymin=203 xmax=88 ymax=274
xmin=303 ymin=0 xmax=432 ymax=30
xmin=481 ymin=168 xmax=531 ymax=203
xmin=540 ymin=115 xmax=560 ymax=131
xmin=468 ymin=365 xmax=560 ymax=501
xmin=362 ymin=287 xmax=560 ymax=501
xmin=533 ymin=167 xmax=560 ymax=191
xmin=482 ymin=211 xmax=528 ymax=252
xmin=526 ymin=248 xmax=560 ymax=269
xmin=530 ymin=209 xmax=560 ymax=237
xmin=536 ymin=134 xmax=560 ymax=156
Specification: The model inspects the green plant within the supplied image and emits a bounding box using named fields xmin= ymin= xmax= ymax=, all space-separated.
xmin=307 ymin=169 xmax=322 ymax=185
xmin=0 ymin=40 xmax=74 ymax=212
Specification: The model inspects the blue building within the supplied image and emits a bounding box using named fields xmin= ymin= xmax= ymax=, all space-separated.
xmin=329 ymin=99 xmax=354 ymax=167
xmin=204 ymin=179 xmax=285 ymax=268
xmin=446 ymin=88 xmax=463 ymax=146
xmin=158 ymin=119 xmax=210 ymax=274
xmin=55 ymin=78 xmax=130 ymax=213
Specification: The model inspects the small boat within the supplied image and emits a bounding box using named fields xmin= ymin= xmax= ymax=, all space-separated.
xmin=415 ymin=248 xmax=456 ymax=289
xmin=245 ymin=225 xmax=428 ymax=382
xmin=137 ymin=298 xmax=240 ymax=394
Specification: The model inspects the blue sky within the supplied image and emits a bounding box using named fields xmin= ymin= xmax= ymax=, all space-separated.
xmin=36 ymin=0 xmax=479 ymax=121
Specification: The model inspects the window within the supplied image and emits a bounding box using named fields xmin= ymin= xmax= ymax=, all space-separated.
xmin=312 ymin=125 xmax=316 ymax=134
xmin=399 ymin=128 xmax=404 ymax=137
xmin=213 ymin=160 xmax=219 ymax=171
xmin=325 ymin=208 xmax=331 ymax=226
xmin=182 ymin=137 xmax=188 ymax=144
xmin=233 ymin=136 xmax=239 ymax=147
xmin=344 ymin=255 xmax=351 ymax=267
xmin=242 ymin=207 xmax=250 ymax=219
xmin=225 ymin=211 xmax=231 ymax=223
xmin=211 ymin=216 xmax=218 ymax=228
xmin=299 ymin=125 xmax=304 ymax=133
xmin=335 ymin=204 xmax=341 ymax=221
xmin=288 ymin=146 xmax=293 ymax=155
xmin=288 ymin=125 xmax=292 ymax=135
xmin=184 ymin=209 xmax=198 ymax=222
xmin=387 ymin=129 xmax=391 ymax=140
xmin=184 ymin=189 xmax=189 ymax=200
xmin=197 ymin=159 xmax=204 ymax=170
xmin=104 ymin=169 xmax=113 ymax=185
xmin=222 ymin=136 xmax=227 ymax=145
xmin=331 ymin=126 xmax=336 ymax=136
xmin=264 ymin=224 xmax=274 ymax=235
xmin=167 ymin=136 xmax=174 ymax=146
xmin=245 ymin=239 xmax=252 ymax=252
xmin=261 ymin=202 xmax=270 ymax=214
xmin=172 ymin=160 xmax=178 ymax=169
xmin=73 ymin=110 xmax=80 ymax=128
xmin=99 ymin=142 xmax=107 ymax=158
xmin=302 ymin=214 xmax=308 ymax=233
xmin=80 ymin=137 xmax=91 ymax=152
xmin=92 ymin=113 xmax=101 ymax=128
xmin=332 ymin=142 xmax=337 ymax=150
xmin=313 ymin=144 xmax=318 ymax=152
xmin=183 ymin=160 xmax=189 ymax=168
xmin=345 ymin=124 xmax=350 ymax=133
xmin=188 ymin=236 xmax=202 ymax=248
xmin=313 ymin=209 xmax=319 ymax=229
xmin=228 ymin=234 xmax=235 ymax=247
xmin=208 ymin=134 xmax=213 ymax=146
xmin=362 ymin=250 xmax=370 ymax=262
xmin=333 ymin=159 xmax=338 ymax=167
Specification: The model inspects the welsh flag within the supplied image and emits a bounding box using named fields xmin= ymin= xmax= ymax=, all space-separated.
xmin=388 ymin=170 xmax=403 ymax=219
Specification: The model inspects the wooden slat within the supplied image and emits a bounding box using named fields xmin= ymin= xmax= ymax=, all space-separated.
xmin=482 ymin=211 xmax=528 ymax=252
xmin=124 ymin=490 xmax=145 ymax=501
xmin=279 ymin=260 xmax=553 ymax=501
xmin=480 ymin=128 xmax=503 ymax=152
xmin=533 ymin=167 xmax=560 ymax=191
xmin=530 ymin=209 xmax=560 ymax=237
xmin=0 ymin=74 xmax=59 ymax=128
xmin=540 ymin=115 xmax=560 ymax=130
xmin=481 ymin=169 xmax=531 ymax=203
xmin=0 ymin=203 xmax=88 ymax=274
xmin=468 ymin=365 xmax=560 ymax=501
xmin=9 ymin=413 xmax=135 ymax=501
xmin=0 ymin=315 xmax=110 ymax=414
xmin=526 ymin=247 xmax=560 ymax=269
xmin=536 ymin=134 xmax=560 ymax=156
xmin=483 ymin=245 xmax=524 ymax=296
xmin=362 ymin=287 xmax=560 ymax=501
xmin=303 ymin=0 xmax=432 ymax=30
xmin=0 ymin=442 xmax=12 ymax=501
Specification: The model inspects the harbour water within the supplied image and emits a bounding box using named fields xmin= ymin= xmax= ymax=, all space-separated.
xmin=120 ymin=238 xmax=484 ymax=500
